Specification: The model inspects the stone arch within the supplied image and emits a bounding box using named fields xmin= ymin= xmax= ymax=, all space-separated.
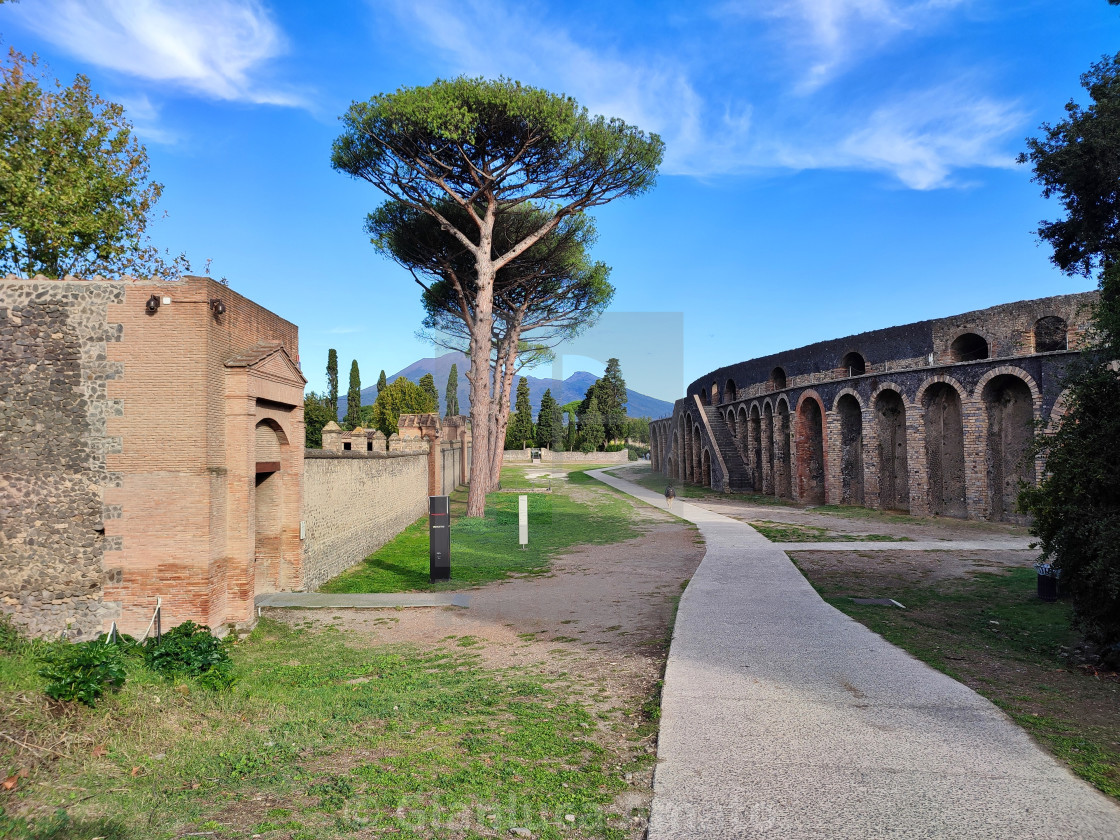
xmin=973 ymin=366 xmax=1041 ymax=407
xmin=253 ymin=419 xmax=289 ymax=595
xmin=700 ymin=387 xmax=709 ymax=405
xmin=950 ymin=332 xmax=989 ymax=362
xmin=841 ymin=351 xmax=866 ymax=377
xmin=711 ymin=382 xmax=720 ymax=405
xmin=981 ymin=373 xmax=1036 ymax=523
xmin=725 ymin=379 xmax=737 ymax=403
xmin=1034 ymin=316 xmax=1068 ymax=353
xmin=762 ymin=401 xmax=775 ymax=495
xmin=683 ymin=412 xmax=694 ymax=483
xmin=873 ymin=387 xmax=909 ymax=512
xmin=749 ymin=403 xmax=763 ymax=491
xmin=770 ymin=366 xmax=787 ymax=390
xmin=922 ymin=380 xmax=967 ymax=518
xmin=775 ymin=397 xmax=792 ymax=499
xmin=796 ymin=392 xmax=826 ymax=504
xmin=1047 ymin=388 xmax=1072 ymax=432
xmin=692 ymin=422 xmax=703 ymax=484
xmin=735 ymin=404 xmax=749 ymax=456
xmin=836 ymin=392 xmax=865 ymax=506
xmin=701 ymin=447 xmax=712 ymax=488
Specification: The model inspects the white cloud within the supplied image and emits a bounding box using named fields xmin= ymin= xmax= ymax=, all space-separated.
xmin=12 ymin=0 xmax=302 ymax=105
xmin=383 ymin=0 xmax=1021 ymax=189
xmin=115 ymin=93 xmax=178 ymax=144
xmin=720 ymin=0 xmax=968 ymax=91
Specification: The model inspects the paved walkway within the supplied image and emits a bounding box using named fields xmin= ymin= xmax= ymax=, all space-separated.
xmin=255 ymin=592 xmax=470 ymax=609
xmin=589 ymin=470 xmax=1120 ymax=840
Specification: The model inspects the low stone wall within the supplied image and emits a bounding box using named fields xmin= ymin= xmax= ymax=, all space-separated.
xmin=503 ymin=448 xmax=630 ymax=464
xmin=302 ymin=450 xmax=429 ymax=591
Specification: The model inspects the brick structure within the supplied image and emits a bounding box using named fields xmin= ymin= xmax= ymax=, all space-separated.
xmin=1 ymin=275 xmax=305 ymax=639
xmin=650 ymin=292 xmax=1097 ymax=523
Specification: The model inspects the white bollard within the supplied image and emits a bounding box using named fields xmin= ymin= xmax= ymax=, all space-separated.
xmin=519 ymin=494 xmax=528 ymax=548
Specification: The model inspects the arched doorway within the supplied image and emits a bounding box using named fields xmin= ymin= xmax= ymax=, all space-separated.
xmin=254 ymin=420 xmax=287 ymax=594
xmin=749 ymin=405 xmax=762 ymax=491
xmin=837 ymin=394 xmax=864 ymax=506
xmin=762 ymin=402 xmax=775 ymax=495
xmin=797 ymin=398 xmax=826 ymax=504
xmin=701 ymin=448 xmax=712 ymax=488
xmin=776 ymin=400 xmax=792 ymax=499
xmin=923 ymin=383 xmax=966 ymax=518
xmin=983 ymin=375 xmax=1035 ymax=522
xmin=875 ymin=390 xmax=909 ymax=511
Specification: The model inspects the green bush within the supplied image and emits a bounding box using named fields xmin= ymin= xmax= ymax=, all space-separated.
xmin=144 ymin=621 xmax=235 ymax=689
xmin=603 ymin=443 xmax=626 ymax=452
xmin=38 ymin=641 xmax=127 ymax=706
xmin=0 ymin=612 xmax=24 ymax=653
xmin=626 ymin=443 xmax=650 ymax=461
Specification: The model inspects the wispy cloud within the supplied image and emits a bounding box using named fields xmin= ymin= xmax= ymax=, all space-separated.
xmin=720 ymin=0 xmax=968 ymax=91
xmin=11 ymin=0 xmax=303 ymax=106
xmin=384 ymin=0 xmax=1019 ymax=190
xmin=115 ymin=93 xmax=179 ymax=145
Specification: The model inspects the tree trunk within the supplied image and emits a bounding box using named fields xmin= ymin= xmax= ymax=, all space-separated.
xmin=488 ymin=336 xmax=521 ymax=491
xmin=465 ymin=216 xmax=497 ymax=518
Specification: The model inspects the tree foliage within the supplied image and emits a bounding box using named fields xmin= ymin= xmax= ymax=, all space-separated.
xmin=332 ymin=75 xmax=661 ymax=516
xmin=418 ymin=372 xmax=440 ymax=414
xmin=505 ymin=377 xmax=534 ymax=450
xmin=344 ymin=360 xmax=362 ymax=430
xmin=377 ymin=369 xmax=387 ymax=394
xmin=0 ymin=48 xmax=180 ymax=279
xmin=1019 ymin=36 xmax=1120 ymax=654
xmin=580 ymin=358 xmax=628 ymax=442
xmin=303 ymin=392 xmax=334 ymax=449
xmin=578 ymin=395 xmax=604 ymax=453
xmin=445 ymin=363 xmax=460 ymax=416
xmin=535 ymin=388 xmax=562 ymax=449
xmin=371 ymin=376 xmax=437 ymax=438
xmin=326 ymin=349 xmax=339 ymax=417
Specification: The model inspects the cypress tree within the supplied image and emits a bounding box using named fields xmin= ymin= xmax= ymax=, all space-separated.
xmin=377 ymin=369 xmax=387 ymax=394
xmin=579 ymin=395 xmax=605 ymax=452
xmin=344 ymin=360 xmax=362 ymax=429
xmin=418 ymin=373 xmax=440 ymax=414
xmin=445 ymin=363 xmax=460 ymax=417
xmin=505 ymin=377 xmax=534 ymax=450
xmin=536 ymin=388 xmax=560 ymax=448
xmin=326 ymin=349 xmax=339 ymax=418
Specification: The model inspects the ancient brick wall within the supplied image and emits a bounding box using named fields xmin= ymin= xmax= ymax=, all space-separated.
xmin=0 ymin=278 xmax=124 ymax=639
xmin=502 ymin=448 xmax=630 ymax=464
xmin=301 ymin=450 xmax=429 ymax=591
xmin=653 ymin=292 xmax=1098 ymax=522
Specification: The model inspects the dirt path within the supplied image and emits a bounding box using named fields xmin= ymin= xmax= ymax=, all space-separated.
xmin=267 ymin=479 xmax=704 ymax=837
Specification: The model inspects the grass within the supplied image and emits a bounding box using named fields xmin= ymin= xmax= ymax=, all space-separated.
xmin=0 ymin=619 xmax=645 ymax=839
xmin=320 ymin=467 xmax=642 ymax=594
xmin=809 ymin=504 xmax=1030 ymax=535
xmin=748 ymin=520 xmax=910 ymax=543
xmin=792 ymin=560 xmax=1120 ymax=800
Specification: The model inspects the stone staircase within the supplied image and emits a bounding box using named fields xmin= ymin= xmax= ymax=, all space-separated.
xmin=702 ymin=405 xmax=752 ymax=491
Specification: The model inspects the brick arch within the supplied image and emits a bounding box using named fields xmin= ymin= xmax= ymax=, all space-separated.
xmin=762 ymin=396 xmax=775 ymax=415
xmin=830 ymin=387 xmax=864 ymax=413
xmin=773 ymin=396 xmax=792 ymax=498
xmin=915 ymin=375 xmax=967 ymax=407
xmin=870 ymin=381 xmax=910 ymax=409
xmin=1047 ymin=388 xmax=1072 ymax=431
xmin=701 ymin=447 xmax=713 ymax=487
xmin=795 ymin=390 xmax=827 ymax=504
xmin=972 ymin=365 xmax=1041 ymax=408
xmin=775 ymin=395 xmax=790 ymax=414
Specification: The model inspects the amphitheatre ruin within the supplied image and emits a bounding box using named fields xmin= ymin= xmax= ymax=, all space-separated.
xmin=649 ymin=292 xmax=1097 ymax=523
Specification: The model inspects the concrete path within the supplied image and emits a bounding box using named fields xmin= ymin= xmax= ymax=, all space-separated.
xmin=771 ymin=539 xmax=1034 ymax=551
xmin=255 ymin=592 xmax=470 ymax=609
xmin=589 ymin=470 xmax=1120 ymax=840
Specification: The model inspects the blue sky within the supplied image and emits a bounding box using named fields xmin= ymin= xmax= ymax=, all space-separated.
xmin=2 ymin=1 xmax=1116 ymax=402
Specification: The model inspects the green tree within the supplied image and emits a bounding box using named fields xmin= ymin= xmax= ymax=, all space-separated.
xmin=303 ymin=392 xmax=334 ymax=449
xmin=377 ymin=369 xmax=387 ymax=395
xmin=371 ymin=376 xmax=437 ymax=438
xmin=578 ymin=395 xmax=605 ymax=453
xmin=344 ymin=360 xmax=362 ymax=430
xmin=0 ymin=48 xmax=180 ymax=278
xmin=562 ymin=400 xmax=580 ymax=452
xmin=1018 ymin=41 xmax=1120 ymax=655
xmin=505 ymin=377 xmax=534 ymax=450
xmin=418 ymin=372 xmax=440 ymax=415
xmin=326 ymin=349 xmax=339 ymax=418
xmin=535 ymin=388 xmax=562 ymax=449
xmin=332 ymin=76 xmax=662 ymax=517
xmin=580 ymin=358 xmax=628 ymax=442
xmin=445 ymin=363 xmax=460 ymax=417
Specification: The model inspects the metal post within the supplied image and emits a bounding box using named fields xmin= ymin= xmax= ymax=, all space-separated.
xmin=429 ymin=495 xmax=451 ymax=582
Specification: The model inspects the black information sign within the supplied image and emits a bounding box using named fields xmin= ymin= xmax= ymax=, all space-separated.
xmin=429 ymin=495 xmax=450 ymax=582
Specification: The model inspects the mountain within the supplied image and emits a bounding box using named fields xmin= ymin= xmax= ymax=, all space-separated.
xmin=336 ymin=351 xmax=673 ymax=422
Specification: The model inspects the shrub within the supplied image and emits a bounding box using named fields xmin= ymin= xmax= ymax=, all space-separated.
xmin=143 ymin=621 xmax=235 ymax=689
xmin=0 ymin=612 xmax=24 ymax=653
xmin=38 ymin=641 xmax=127 ymax=706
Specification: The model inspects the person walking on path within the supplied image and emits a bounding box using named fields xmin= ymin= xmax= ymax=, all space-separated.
xmin=664 ymin=484 xmax=676 ymax=510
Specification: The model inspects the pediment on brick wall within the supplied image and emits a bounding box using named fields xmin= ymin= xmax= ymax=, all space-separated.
xmin=225 ymin=342 xmax=307 ymax=387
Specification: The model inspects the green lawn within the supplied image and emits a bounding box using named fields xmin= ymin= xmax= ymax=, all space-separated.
xmin=620 ymin=468 xmax=791 ymax=505
xmin=793 ymin=560 xmax=1120 ymax=800
xmin=0 ymin=619 xmax=645 ymax=839
xmin=748 ymin=520 xmax=910 ymax=543
xmin=320 ymin=467 xmax=643 ymax=593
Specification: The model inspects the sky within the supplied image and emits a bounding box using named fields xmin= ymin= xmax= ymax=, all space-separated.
xmin=1 ymin=0 xmax=1116 ymax=402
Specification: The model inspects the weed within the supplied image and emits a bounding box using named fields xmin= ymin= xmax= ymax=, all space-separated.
xmin=37 ymin=639 xmax=127 ymax=706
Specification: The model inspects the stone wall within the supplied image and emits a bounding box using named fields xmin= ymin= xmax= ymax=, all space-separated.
xmin=502 ymin=447 xmax=630 ymax=464
xmin=0 ymin=279 xmax=124 ymax=639
xmin=301 ymin=450 xmax=429 ymax=591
